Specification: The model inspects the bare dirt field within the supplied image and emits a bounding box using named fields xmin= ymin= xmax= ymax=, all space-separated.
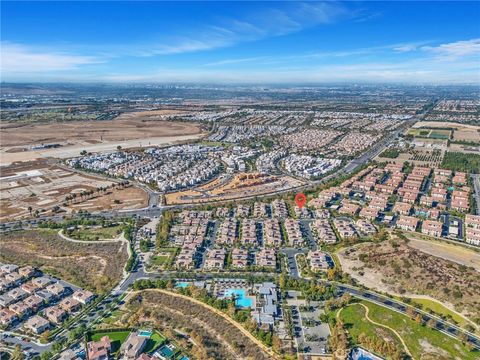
xmin=165 ymin=172 xmax=305 ymax=205
xmin=0 ymin=160 xmax=148 ymax=221
xmin=401 ymin=232 xmax=480 ymax=271
xmin=0 ymin=116 xmax=206 ymax=164
xmin=337 ymin=237 xmax=480 ymax=321
xmin=0 ymin=229 xmax=128 ymax=293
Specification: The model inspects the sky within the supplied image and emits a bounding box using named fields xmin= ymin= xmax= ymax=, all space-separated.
xmin=1 ymin=1 xmax=479 ymax=84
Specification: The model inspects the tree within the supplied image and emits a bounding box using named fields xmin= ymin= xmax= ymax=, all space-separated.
xmin=117 ymin=145 xmax=122 ymax=151
xmin=12 ymin=344 xmax=25 ymax=360
xmin=415 ymin=313 xmax=423 ymax=325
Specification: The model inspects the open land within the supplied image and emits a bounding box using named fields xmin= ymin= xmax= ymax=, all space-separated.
xmin=0 ymin=116 xmax=206 ymax=164
xmin=0 ymin=229 xmax=128 ymax=293
xmin=339 ymin=300 xmax=478 ymax=360
xmin=337 ymin=238 xmax=480 ymax=322
xmin=0 ymin=160 xmax=148 ymax=221
xmin=411 ymin=121 xmax=480 ymax=143
xmin=118 ymin=289 xmax=272 ymax=360
xmin=165 ymin=172 xmax=305 ymax=205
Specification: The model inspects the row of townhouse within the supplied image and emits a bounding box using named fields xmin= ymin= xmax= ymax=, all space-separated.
xmin=241 ymin=219 xmax=258 ymax=246
xmin=465 ymin=214 xmax=480 ymax=246
xmin=310 ymin=219 xmax=337 ymax=244
xmin=307 ymin=250 xmax=330 ymax=271
xmin=0 ymin=265 xmax=94 ymax=332
xmin=283 ymin=218 xmax=304 ymax=247
xmin=263 ymin=219 xmax=283 ymax=247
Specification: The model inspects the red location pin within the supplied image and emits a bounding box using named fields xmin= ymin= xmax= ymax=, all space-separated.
xmin=295 ymin=193 xmax=307 ymax=209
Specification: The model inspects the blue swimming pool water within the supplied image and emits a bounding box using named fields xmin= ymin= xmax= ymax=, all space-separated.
xmin=138 ymin=330 xmax=151 ymax=337
xmin=175 ymin=282 xmax=190 ymax=288
xmin=179 ymin=356 xmax=189 ymax=360
xmin=223 ymin=289 xmax=253 ymax=308
xmin=158 ymin=345 xmax=175 ymax=357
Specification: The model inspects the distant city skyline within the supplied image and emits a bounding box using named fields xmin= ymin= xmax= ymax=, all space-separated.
xmin=1 ymin=1 xmax=479 ymax=84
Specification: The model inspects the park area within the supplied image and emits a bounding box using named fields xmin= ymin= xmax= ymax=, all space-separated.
xmin=337 ymin=235 xmax=480 ymax=325
xmin=336 ymin=300 xmax=478 ymax=360
xmin=0 ymin=229 xmax=128 ymax=293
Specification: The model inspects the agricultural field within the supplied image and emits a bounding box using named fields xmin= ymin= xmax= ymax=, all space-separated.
xmin=407 ymin=128 xmax=451 ymax=140
xmin=165 ymin=172 xmax=304 ymax=205
xmin=0 ymin=160 xmax=148 ymax=221
xmin=0 ymin=229 xmax=129 ymax=293
xmin=338 ymin=300 xmax=478 ymax=360
xmin=337 ymin=237 xmax=480 ymax=324
xmin=441 ymin=152 xmax=480 ymax=173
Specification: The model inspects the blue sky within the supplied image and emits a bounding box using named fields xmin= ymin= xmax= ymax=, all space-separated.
xmin=1 ymin=1 xmax=479 ymax=84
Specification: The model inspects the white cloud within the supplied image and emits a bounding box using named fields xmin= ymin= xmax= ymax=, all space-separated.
xmin=1 ymin=42 xmax=100 ymax=73
xmin=422 ymin=39 xmax=480 ymax=60
xmin=128 ymin=2 xmax=349 ymax=57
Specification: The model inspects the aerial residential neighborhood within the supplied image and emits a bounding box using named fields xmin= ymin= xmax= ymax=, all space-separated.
xmin=1 ymin=1 xmax=480 ymax=360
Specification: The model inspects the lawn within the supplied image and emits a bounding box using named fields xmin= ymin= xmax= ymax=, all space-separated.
xmin=408 ymin=297 xmax=474 ymax=331
xmin=143 ymin=331 xmax=166 ymax=353
xmin=339 ymin=303 xmax=404 ymax=358
xmin=151 ymin=255 xmax=170 ymax=266
xmin=68 ymin=225 xmax=124 ymax=241
xmin=91 ymin=330 xmax=130 ymax=353
xmin=363 ymin=300 xmax=478 ymax=360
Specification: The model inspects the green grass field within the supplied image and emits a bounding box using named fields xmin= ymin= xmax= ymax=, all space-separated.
xmin=91 ymin=330 xmax=130 ymax=353
xmin=143 ymin=332 xmax=166 ymax=353
xmin=339 ymin=304 xmax=403 ymax=358
xmin=407 ymin=297 xmax=474 ymax=331
xmin=69 ymin=225 xmax=123 ymax=241
xmin=363 ymin=301 xmax=478 ymax=359
xmin=151 ymin=255 xmax=170 ymax=265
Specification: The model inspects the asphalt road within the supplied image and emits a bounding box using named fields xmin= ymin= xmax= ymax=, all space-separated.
xmin=472 ymin=174 xmax=480 ymax=215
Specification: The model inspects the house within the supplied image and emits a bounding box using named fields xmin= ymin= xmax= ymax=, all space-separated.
xmin=393 ymin=202 xmax=412 ymax=216
xmin=359 ymin=206 xmax=378 ymax=221
xmin=256 ymin=249 xmax=276 ymax=268
xmin=203 ymin=249 xmax=226 ymax=270
xmin=44 ymin=305 xmax=68 ymax=324
xmin=307 ymin=251 xmax=329 ymax=271
xmin=0 ymin=308 xmax=18 ymax=326
xmin=46 ymin=283 xmax=66 ymax=298
xmin=59 ymin=296 xmax=81 ymax=313
xmin=23 ymin=294 xmax=44 ymax=311
xmin=396 ymin=216 xmax=419 ymax=232
xmin=73 ymin=290 xmax=95 ymax=305
xmin=465 ymin=215 xmax=480 ymax=246
xmin=18 ymin=266 xmax=36 ymax=279
xmin=24 ymin=315 xmax=50 ymax=334
xmin=87 ymin=336 xmax=112 ymax=360
xmin=119 ymin=331 xmax=147 ymax=360
xmin=421 ymin=220 xmax=443 ymax=237
xmin=231 ymin=248 xmax=249 ymax=268
xmin=32 ymin=276 xmax=53 ymax=289
xmin=8 ymin=301 xmax=31 ymax=319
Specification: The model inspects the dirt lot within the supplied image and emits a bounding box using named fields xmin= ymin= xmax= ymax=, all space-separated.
xmin=1 ymin=115 xmax=203 ymax=147
xmin=337 ymin=238 xmax=480 ymax=321
xmin=0 ymin=115 xmax=206 ymax=164
xmin=0 ymin=160 xmax=148 ymax=221
xmin=0 ymin=229 xmax=128 ymax=293
xmin=165 ymin=172 xmax=305 ymax=205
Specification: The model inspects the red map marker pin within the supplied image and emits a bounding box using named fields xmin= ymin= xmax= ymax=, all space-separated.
xmin=295 ymin=193 xmax=307 ymax=209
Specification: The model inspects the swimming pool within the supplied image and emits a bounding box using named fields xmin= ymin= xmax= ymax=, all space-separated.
xmin=175 ymin=281 xmax=190 ymax=288
xmin=223 ymin=289 xmax=253 ymax=308
xmin=138 ymin=330 xmax=152 ymax=337
xmin=157 ymin=344 xmax=175 ymax=358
